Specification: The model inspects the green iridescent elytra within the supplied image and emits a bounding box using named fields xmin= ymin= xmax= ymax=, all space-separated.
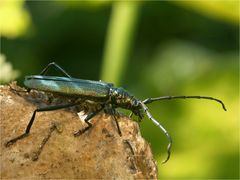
xmin=24 ymin=75 xmax=112 ymax=101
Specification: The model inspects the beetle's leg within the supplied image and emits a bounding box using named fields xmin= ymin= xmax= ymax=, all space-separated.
xmin=39 ymin=62 xmax=72 ymax=78
xmin=143 ymin=96 xmax=226 ymax=111
xmin=74 ymin=106 xmax=104 ymax=136
xmin=105 ymin=106 xmax=122 ymax=136
xmin=128 ymin=112 xmax=142 ymax=123
xmin=5 ymin=102 xmax=79 ymax=147
xmin=112 ymin=113 xmax=122 ymax=136
xmin=129 ymin=112 xmax=133 ymax=118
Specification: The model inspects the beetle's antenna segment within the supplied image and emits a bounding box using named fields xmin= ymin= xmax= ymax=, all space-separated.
xmin=143 ymin=96 xmax=227 ymax=111
xmin=139 ymin=101 xmax=172 ymax=164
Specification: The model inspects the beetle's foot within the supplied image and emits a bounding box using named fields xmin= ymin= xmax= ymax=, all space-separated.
xmin=73 ymin=127 xmax=90 ymax=137
xmin=5 ymin=133 xmax=29 ymax=147
xmin=73 ymin=130 xmax=83 ymax=136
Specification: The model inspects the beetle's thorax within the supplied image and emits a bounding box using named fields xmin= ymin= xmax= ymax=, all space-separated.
xmin=109 ymin=87 xmax=144 ymax=119
xmin=109 ymin=87 xmax=139 ymax=109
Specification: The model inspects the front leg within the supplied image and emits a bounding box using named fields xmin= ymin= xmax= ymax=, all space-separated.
xmin=104 ymin=105 xmax=122 ymax=136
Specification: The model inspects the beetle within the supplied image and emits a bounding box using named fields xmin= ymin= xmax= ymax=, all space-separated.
xmin=5 ymin=62 xmax=226 ymax=163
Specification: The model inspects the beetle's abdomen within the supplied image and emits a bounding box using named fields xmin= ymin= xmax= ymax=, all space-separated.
xmin=24 ymin=76 xmax=110 ymax=100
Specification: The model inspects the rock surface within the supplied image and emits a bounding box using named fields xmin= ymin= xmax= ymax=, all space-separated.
xmin=0 ymin=83 xmax=158 ymax=179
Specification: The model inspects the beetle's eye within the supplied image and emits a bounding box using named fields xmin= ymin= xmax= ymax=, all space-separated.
xmin=134 ymin=100 xmax=139 ymax=106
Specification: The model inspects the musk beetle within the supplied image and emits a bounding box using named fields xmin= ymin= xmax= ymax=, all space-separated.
xmin=5 ymin=62 xmax=226 ymax=163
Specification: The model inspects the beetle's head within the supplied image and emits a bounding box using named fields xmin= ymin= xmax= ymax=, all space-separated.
xmin=129 ymin=99 xmax=144 ymax=119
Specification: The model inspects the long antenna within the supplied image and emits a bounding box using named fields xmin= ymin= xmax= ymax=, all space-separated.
xmin=139 ymin=101 xmax=172 ymax=164
xmin=143 ymin=96 xmax=227 ymax=111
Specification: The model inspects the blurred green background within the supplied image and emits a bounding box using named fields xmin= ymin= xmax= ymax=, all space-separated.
xmin=0 ymin=0 xmax=239 ymax=179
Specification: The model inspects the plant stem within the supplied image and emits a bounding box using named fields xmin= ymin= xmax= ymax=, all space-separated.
xmin=101 ymin=1 xmax=141 ymax=86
